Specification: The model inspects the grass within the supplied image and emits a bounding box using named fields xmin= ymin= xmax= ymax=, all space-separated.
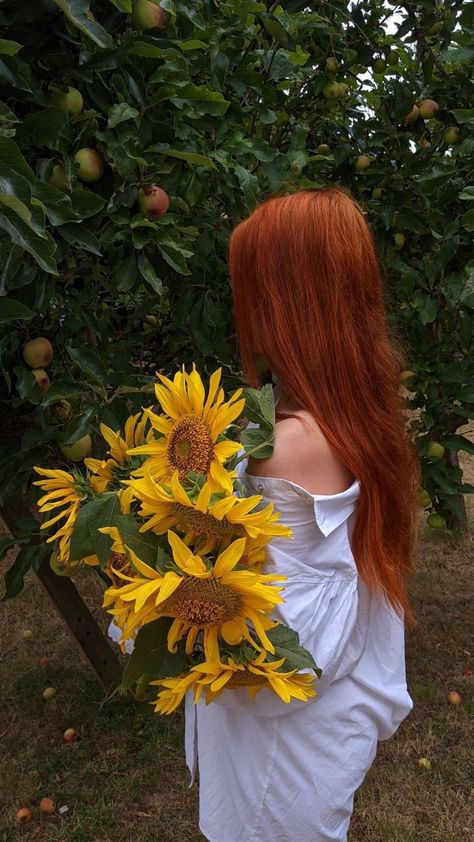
xmin=1 ymin=438 xmax=473 ymax=841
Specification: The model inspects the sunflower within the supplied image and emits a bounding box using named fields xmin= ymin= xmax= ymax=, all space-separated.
xmin=85 ymin=413 xmax=149 ymax=512
xmin=103 ymin=530 xmax=287 ymax=660
xmin=127 ymin=469 xmax=293 ymax=555
xmin=33 ymin=467 xmax=97 ymax=567
xmin=150 ymin=650 xmax=317 ymax=714
xmin=127 ymin=364 xmax=244 ymax=494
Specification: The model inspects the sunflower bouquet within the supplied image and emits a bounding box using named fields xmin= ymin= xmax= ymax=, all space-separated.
xmin=33 ymin=365 xmax=321 ymax=714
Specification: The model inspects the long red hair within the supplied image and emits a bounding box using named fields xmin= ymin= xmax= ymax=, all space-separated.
xmin=228 ymin=187 xmax=421 ymax=627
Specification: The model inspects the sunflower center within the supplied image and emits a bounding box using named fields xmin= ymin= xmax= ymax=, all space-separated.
xmin=167 ymin=416 xmax=214 ymax=480
xmin=227 ymin=669 xmax=265 ymax=688
xmin=172 ymin=503 xmax=247 ymax=538
xmin=166 ymin=577 xmax=241 ymax=626
xmin=107 ymin=552 xmax=134 ymax=587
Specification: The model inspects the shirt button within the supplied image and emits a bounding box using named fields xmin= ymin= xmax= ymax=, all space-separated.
xmin=257 ymin=484 xmax=264 ymax=492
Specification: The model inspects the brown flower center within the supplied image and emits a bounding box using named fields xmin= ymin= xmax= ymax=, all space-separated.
xmin=165 ymin=577 xmax=241 ymax=626
xmin=227 ymin=669 xmax=265 ymax=688
xmin=107 ymin=552 xmax=134 ymax=587
xmin=172 ymin=503 xmax=247 ymax=538
xmin=167 ymin=416 xmax=214 ymax=480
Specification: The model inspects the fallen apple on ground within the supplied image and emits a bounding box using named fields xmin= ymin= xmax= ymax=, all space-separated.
xmin=447 ymin=690 xmax=462 ymax=705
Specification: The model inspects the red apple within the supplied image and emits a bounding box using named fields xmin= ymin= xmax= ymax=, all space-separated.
xmin=39 ymin=797 xmax=56 ymax=814
xmin=38 ymin=657 xmax=49 ymax=668
xmin=447 ymin=690 xmax=462 ymax=705
xmin=418 ymin=99 xmax=439 ymax=119
xmin=63 ymin=728 xmax=78 ymax=743
xmin=138 ymin=184 xmax=170 ymax=219
xmin=15 ymin=807 xmax=33 ymax=823
xmin=132 ymin=0 xmax=166 ymax=30
xmin=32 ymin=369 xmax=51 ymax=393
xmin=404 ymin=105 xmax=419 ymax=125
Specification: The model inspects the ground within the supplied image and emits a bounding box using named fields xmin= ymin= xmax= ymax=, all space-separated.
xmin=0 ymin=440 xmax=473 ymax=842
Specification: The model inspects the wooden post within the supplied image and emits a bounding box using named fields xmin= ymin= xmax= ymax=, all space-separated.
xmin=1 ymin=496 xmax=123 ymax=694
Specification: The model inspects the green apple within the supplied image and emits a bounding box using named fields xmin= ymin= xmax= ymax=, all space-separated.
xmin=59 ymin=433 xmax=92 ymax=462
xmin=426 ymin=441 xmax=445 ymax=460
xmin=394 ymin=232 xmax=405 ymax=250
xmin=372 ymin=187 xmax=383 ymax=200
xmin=317 ymin=144 xmax=331 ymax=155
xmin=322 ymin=81 xmax=340 ymax=100
xmin=417 ymin=757 xmax=432 ymax=770
xmin=443 ymin=127 xmax=459 ymax=145
xmin=417 ymin=488 xmax=432 ymax=508
xmin=23 ymin=337 xmax=53 ymax=368
xmin=355 ymin=155 xmax=371 ymax=171
xmin=51 ymin=86 xmax=83 ymax=115
xmin=373 ymin=58 xmax=386 ymax=74
xmin=42 ymin=686 xmax=57 ymax=700
xmin=426 ymin=21 xmax=444 ymax=36
xmin=400 ymin=369 xmax=416 ymax=390
xmin=49 ymin=164 xmax=69 ymax=191
xmin=325 ymin=56 xmax=339 ymax=75
xmin=73 ymin=148 xmax=104 ymax=182
xmin=427 ymin=513 xmax=446 ymax=529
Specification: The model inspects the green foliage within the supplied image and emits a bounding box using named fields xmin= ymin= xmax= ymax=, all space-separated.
xmin=0 ymin=0 xmax=473 ymax=546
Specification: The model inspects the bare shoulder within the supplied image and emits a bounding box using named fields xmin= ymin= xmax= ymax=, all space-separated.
xmin=246 ymin=412 xmax=355 ymax=495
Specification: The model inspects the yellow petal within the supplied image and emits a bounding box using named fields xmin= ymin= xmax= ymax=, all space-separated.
xmin=209 ymin=459 xmax=234 ymax=493
xmin=213 ymin=537 xmax=246 ymax=577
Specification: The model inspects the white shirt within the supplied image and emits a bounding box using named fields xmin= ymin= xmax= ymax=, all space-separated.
xmin=184 ymin=390 xmax=413 ymax=842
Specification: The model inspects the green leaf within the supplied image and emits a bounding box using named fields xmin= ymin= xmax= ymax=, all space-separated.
xmin=69 ymin=493 xmax=121 ymax=564
xmin=0 ymin=136 xmax=35 ymax=183
xmin=154 ymin=83 xmax=230 ymax=116
xmin=70 ymin=188 xmax=106 ymax=218
xmin=66 ymin=343 xmax=108 ymax=384
xmin=157 ymin=241 xmax=191 ymax=275
xmin=243 ymin=384 xmax=275 ymax=430
xmin=0 ymin=207 xmax=58 ymax=274
xmin=0 ymin=297 xmax=35 ymax=323
xmin=108 ymin=103 xmax=140 ymax=128
xmin=441 ymin=435 xmax=474 ymax=455
xmin=462 ymin=209 xmax=474 ymax=231
xmin=58 ymin=222 xmax=102 ymax=255
xmin=152 ymin=145 xmax=217 ymax=170
xmin=16 ymin=108 xmax=68 ymax=150
xmin=122 ymin=618 xmax=188 ymax=691
xmin=459 ymin=186 xmax=474 ymax=201
xmin=107 ymin=514 xmax=170 ymax=570
xmin=0 ymin=39 xmax=22 ymax=56
xmin=240 ymin=426 xmax=275 ymax=460
xmin=258 ymin=13 xmax=296 ymax=50
xmin=53 ymin=0 xmax=114 ymax=48
xmin=138 ymin=253 xmax=163 ymax=294
xmin=266 ymin=624 xmax=321 ymax=675
xmin=61 ymin=404 xmax=96 ymax=446
xmin=40 ymin=381 xmax=83 ymax=405
xmin=2 ymin=545 xmax=44 ymax=600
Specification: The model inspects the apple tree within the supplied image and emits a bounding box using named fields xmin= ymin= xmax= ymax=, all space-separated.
xmin=0 ymin=0 xmax=473 ymax=600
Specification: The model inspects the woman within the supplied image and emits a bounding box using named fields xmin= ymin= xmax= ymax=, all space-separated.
xmin=184 ymin=187 xmax=421 ymax=842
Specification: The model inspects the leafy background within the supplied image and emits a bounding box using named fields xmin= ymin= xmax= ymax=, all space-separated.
xmin=0 ymin=0 xmax=473 ymax=571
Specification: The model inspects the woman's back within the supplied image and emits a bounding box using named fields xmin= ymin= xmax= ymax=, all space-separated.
xmin=186 ymin=385 xmax=413 ymax=842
